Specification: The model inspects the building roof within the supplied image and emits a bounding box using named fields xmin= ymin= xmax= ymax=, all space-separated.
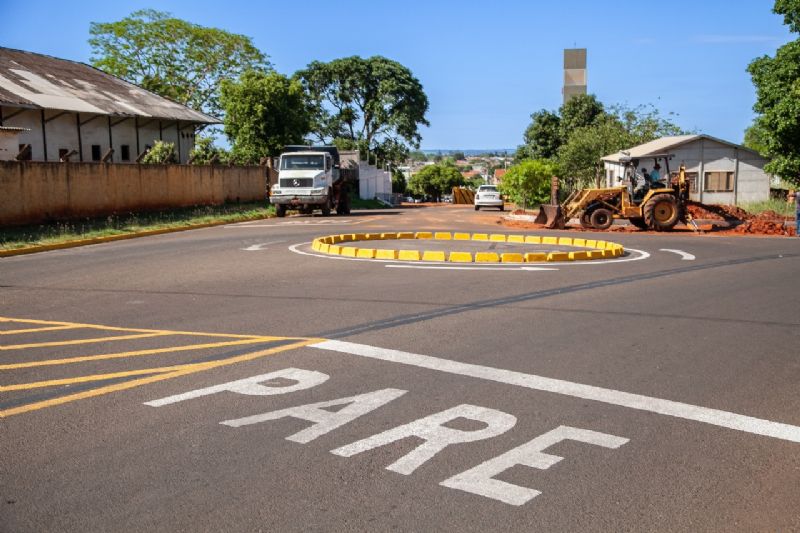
xmin=602 ymin=134 xmax=763 ymax=163
xmin=0 ymin=47 xmax=219 ymax=124
xmin=0 ymin=125 xmax=28 ymax=132
xmin=494 ymin=168 xmax=507 ymax=179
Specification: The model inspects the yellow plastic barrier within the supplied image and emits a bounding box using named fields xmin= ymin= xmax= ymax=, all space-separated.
xmin=309 ymin=232 xmax=624 ymax=264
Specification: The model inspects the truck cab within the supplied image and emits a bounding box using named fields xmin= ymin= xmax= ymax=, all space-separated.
xmin=270 ymin=147 xmax=340 ymax=217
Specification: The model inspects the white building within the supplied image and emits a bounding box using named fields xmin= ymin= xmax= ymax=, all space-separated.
xmin=602 ymin=135 xmax=770 ymax=205
xmin=0 ymin=47 xmax=219 ymax=164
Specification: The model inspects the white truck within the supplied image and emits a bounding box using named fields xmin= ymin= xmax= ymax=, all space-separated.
xmin=269 ymin=146 xmax=352 ymax=217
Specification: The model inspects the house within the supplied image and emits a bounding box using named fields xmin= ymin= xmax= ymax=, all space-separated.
xmin=492 ymin=168 xmax=507 ymax=185
xmin=0 ymin=47 xmax=220 ymax=164
xmin=601 ymin=134 xmax=770 ymax=204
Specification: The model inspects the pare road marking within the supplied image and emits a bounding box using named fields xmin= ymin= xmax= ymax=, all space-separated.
xmin=146 ymin=369 xmax=628 ymax=506
xmin=242 ymin=240 xmax=285 ymax=251
xmin=659 ymin=249 xmax=696 ymax=260
xmin=312 ymin=340 xmax=800 ymax=444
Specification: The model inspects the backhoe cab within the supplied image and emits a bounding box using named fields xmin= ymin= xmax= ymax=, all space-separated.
xmin=559 ymin=155 xmax=692 ymax=231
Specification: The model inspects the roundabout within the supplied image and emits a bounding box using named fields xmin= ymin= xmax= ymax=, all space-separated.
xmin=307 ymin=231 xmax=626 ymax=264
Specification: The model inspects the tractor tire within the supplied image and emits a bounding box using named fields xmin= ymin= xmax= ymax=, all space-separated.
xmin=643 ymin=194 xmax=680 ymax=231
xmin=580 ymin=211 xmax=593 ymax=229
xmin=590 ymin=208 xmax=614 ymax=230
xmin=276 ymin=204 xmax=287 ymax=218
xmin=628 ymin=217 xmax=648 ymax=230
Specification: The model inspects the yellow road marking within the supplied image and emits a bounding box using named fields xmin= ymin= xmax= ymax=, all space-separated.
xmin=0 ymin=332 xmax=172 ymax=351
xmin=0 ymin=337 xmax=285 ymax=370
xmin=0 ymin=339 xmax=321 ymax=418
xmin=0 ymin=316 xmax=266 ymax=339
xmin=0 ymin=367 xmax=180 ymax=391
xmin=0 ymin=325 xmax=82 ymax=335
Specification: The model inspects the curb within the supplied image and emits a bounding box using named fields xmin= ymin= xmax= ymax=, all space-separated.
xmin=310 ymin=232 xmax=624 ymax=263
xmin=0 ymin=215 xmax=273 ymax=258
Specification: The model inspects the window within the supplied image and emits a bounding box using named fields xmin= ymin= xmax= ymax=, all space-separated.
xmin=91 ymin=144 xmax=101 ymax=161
xmin=58 ymin=148 xmax=69 ymax=161
xmin=17 ymin=144 xmax=32 ymax=161
xmin=704 ymin=171 xmax=734 ymax=192
xmin=121 ymin=145 xmax=130 ymax=161
xmin=280 ymin=155 xmax=325 ymax=170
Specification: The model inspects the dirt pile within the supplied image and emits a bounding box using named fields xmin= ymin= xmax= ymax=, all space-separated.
xmin=733 ymin=211 xmax=794 ymax=236
xmin=685 ymin=202 xmax=752 ymax=221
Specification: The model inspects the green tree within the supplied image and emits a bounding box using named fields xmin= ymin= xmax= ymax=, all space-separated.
xmin=558 ymin=94 xmax=606 ymax=142
xmin=296 ymin=56 xmax=429 ymax=162
xmin=743 ymin=118 xmax=770 ymax=155
xmin=89 ymin=10 xmax=268 ymax=118
xmin=188 ymin=136 xmax=221 ymax=164
xmin=391 ymin=168 xmax=407 ymax=194
xmin=558 ymin=116 xmax=632 ymax=189
xmin=407 ymin=163 xmax=465 ymax=201
xmin=518 ymin=110 xmax=561 ymax=161
xmin=498 ymin=159 xmax=557 ymax=208
xmin=141 ymin=140 xmax=176 ymax=164
xmin=451 ymin=151 xmax=466 ymax=161
xmin=747 ymin=0 xmax=800 ymax=185
xmin=220 ymin=70 xmax=311 ymax=164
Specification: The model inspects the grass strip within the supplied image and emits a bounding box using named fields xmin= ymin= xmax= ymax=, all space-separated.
xmin=1 ymin=202 xmax=274 ymax=251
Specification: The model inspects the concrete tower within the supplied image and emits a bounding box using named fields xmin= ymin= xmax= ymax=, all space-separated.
xmin=563 ymin=48 xmax=587 ymax=104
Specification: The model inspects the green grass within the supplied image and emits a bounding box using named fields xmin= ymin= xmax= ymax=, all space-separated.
xmin=738 ymin=199 xmax=795 ymax=217
xmin=0 ymin=202 xmax=274 ymax=251
xmin=349 ymin=197 xmax=388 ymax=209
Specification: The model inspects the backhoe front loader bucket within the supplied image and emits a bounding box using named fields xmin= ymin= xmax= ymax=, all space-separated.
xmin=534 ymin=204 xmax=565 ymax=229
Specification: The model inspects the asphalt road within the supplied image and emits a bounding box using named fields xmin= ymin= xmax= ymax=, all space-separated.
xmin=2 ymin=205 xmax=799 ymax=532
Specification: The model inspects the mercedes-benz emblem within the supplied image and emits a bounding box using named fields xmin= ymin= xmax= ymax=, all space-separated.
xmin=292 ymin=179 xmax=299 ymax=186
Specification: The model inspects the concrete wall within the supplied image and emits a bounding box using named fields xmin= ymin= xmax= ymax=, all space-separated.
xmin=358 ymin=161 xmax=391 ymax=200
xmin=603 ymin=138 xmax=770 ymax=204
xmin=0 ymin=106 xmax=199 ymax=163
xmin=0 ymin=161 xmax=267 ymax=226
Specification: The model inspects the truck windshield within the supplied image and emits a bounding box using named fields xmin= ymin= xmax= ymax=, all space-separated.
xmin=280 ymin=155 xmax=325 ymax=170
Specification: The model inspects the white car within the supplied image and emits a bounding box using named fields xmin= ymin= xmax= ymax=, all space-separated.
xmin=474 ymin=185 xmax=504 ymax=211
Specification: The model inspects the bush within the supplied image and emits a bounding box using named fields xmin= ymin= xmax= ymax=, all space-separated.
xmin=141 ymin=140 xmax=176 ymax=164
xmin=498 ymin=159 xmax=557 ymax=207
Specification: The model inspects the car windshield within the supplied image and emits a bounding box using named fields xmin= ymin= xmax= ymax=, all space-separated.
xmin=280 ymin=155 xmax=325 ymax=170
xmin=479 ymin=187 xmax=497 ymax=192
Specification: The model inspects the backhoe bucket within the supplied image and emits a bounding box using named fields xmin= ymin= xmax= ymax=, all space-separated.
xmin=534 ymin=204 xmax=565 ymax=229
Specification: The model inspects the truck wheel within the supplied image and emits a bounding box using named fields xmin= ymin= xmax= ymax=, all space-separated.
xmin=643 ymin=194 xmax=680 ymax=231
xmin=590 ymin=208 xmax=613 ymax=230
xmin=322 ymin=199 xmax=331 ymax=217
xmin=276 ymin=204 xmax=286 ymax=218
xmin=580 ymin=211 xmax=593 ymax=229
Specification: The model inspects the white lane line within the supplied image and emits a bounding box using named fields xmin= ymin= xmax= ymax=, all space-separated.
xmin=385 ymin=265 xmax=557 ymax=271
xmin=311 ymin=340 xmax=800 ymax=445
xmin=660 ymin=249 xmax=696 ymax=261
xmin=242 ymin=240 xmax=285 ymax=251
xmin=226 ymin=219 xmax=363 ymax=228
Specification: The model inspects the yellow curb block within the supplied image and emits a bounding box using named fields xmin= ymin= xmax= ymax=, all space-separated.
xmin=0 ymin=215 xmax=275 ymax=258
xmin=309 ymin=231 xmax=625 ymax=264
xmin=449 ymin=252 xmax=473 ymax=262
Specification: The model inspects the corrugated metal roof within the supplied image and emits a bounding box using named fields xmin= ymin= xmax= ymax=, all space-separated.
xmin=0 ymin=47 xmax=220 ymax=124
xmin=602 ymin=135 xmax=700 ymax=162
xmin=602 ymin=134 xmax=764 ymax=162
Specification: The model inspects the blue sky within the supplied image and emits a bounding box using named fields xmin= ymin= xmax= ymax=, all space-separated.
xmin=2 ymin=0 xmax=794 ymax=150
